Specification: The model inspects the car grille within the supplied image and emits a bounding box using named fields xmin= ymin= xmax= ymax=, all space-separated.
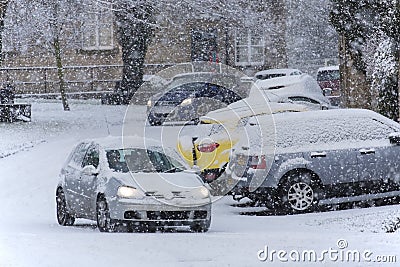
xmin=145 ymin=191 xmax=185 ymax=199
xmin=147 ymin=211 xmax=190 ymax=220
xmin=193 ymin=210 xmax=208 ymax=219
xmin=154 ymin=101 xmax=179 ymax=107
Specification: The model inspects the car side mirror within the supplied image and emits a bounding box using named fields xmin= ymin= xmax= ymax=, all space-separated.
xmin=248 ymin=117 xmax=258 ymax=126
xmin=323 ymin=88 xmax=332 ymax=97
xmin=82 ymin=165 xmax=99 ymax=176
xmin=389 ymin=133 xmax=400 ymax=145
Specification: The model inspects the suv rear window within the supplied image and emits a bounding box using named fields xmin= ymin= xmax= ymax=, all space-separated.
xmin=317 ymin=70 xmax=340 ymax=81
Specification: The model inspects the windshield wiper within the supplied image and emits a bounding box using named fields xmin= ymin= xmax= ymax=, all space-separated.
xmin=163 ymin=167 xmax=178 ymax=173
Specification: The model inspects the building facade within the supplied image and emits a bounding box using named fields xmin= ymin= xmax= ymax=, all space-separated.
xmin=1 ymin=1 xmax=288 ymax=94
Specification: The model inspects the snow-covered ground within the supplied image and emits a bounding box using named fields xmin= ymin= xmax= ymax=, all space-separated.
xmin=1 ymin=99 xmax=400 ymax=267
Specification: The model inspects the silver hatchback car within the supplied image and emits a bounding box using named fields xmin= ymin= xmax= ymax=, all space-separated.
xmin=228 ymin=109 xmax=400 ymax=213
xmin=56 ymin=136 xmax=211 ymax=232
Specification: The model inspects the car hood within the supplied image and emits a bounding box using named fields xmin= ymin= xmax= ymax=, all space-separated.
xmin=112 ymin=171 xmax=204 ymax=193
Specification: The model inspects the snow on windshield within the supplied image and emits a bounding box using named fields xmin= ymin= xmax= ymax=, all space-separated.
xmin=106 ymin=148 xmax=184 ymax=173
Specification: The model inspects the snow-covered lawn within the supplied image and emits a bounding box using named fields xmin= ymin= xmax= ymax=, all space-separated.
xmin=1 ymin=99 xmax=399 ymax=267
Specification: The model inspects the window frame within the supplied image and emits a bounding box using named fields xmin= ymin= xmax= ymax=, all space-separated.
xmin=234 ymin=29 xmax=265 ymax=66
xmin=81 ymin=144 xmax=100 ymax=169
xmin=81 ymin=2 xmax=114 ymax=51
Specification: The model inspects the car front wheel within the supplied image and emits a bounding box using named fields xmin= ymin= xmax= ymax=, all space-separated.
xmin=56 ymin=188 xmax=75 ymax=226
xmin=279 ymin=172 xmax=323 ymax=214
xmin=96 ymin=197 xmax=116 ymax=232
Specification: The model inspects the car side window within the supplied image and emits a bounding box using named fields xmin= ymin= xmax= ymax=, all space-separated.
xmin=288 ymin=96 xmax=319 ymax=105
xmin=350 ymin=118 xmax=395 ymax=141
xmin=69 ymin=142 xmax=89 ymax=168
xmin=82 ymin=144 xmax=99 ymax=169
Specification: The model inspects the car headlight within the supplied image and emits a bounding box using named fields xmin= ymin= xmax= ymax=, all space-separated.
xmin=181 ymin=98 xmax=193 ymax=106
xmin=117 ymin=186 xmax=145 ymax=199
xmin=147 ymin=99 xmax=152 ymax=107
xmin=191 ymin=186 xmax=210 ymax=199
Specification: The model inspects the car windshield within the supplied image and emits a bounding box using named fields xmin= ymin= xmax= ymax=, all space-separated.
xmin=256 ymin=73 xmax=286 ymax=80
xmin=106 ymin=148 xmax=185 ymax=173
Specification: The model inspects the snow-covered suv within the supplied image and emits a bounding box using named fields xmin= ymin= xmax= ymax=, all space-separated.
xmin=228 ymin=109 xmax=400 ymax=213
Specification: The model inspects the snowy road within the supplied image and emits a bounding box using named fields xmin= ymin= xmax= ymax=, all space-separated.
xmin=1 ymin=100 xmax=400 ymax=267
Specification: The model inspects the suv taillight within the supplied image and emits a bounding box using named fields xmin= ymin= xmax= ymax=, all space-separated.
xmin=197 ymin=142 xmax=220 ymax=153
xmin=249 ymin=155 xmax=266 ymax=169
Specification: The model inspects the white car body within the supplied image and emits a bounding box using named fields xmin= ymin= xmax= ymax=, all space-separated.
xmin=254 ymin=68 xmax=302 ymax=80
xmin=252 ymin=74 xmax=331 ymax=110
xmin=56 ymin=136 xmax=212 ymax=232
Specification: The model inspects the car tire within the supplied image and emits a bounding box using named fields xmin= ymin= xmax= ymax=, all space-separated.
xmin=278 ymin=172 xmax=323 ymax=214
xmin=56 ymin=188 xmax=75 ymax=226
xmin=190 ymin=219 xmax=211 ymax=233
xmin=96 ymin=196 xmax=116 ymax=232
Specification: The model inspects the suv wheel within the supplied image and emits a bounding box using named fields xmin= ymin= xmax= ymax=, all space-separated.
xmin=279 ymin=172 xmax=323 ymax=213
xmin=56 ymin=188 xmax=75 ymax=226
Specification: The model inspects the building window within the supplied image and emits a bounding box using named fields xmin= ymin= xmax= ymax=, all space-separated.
xmin=82 ymin=2 xmax=114 ymax=51
xmin=235 ymin=30 xmax=264 ymax=66
xmin=191 ymin=30 xmax=218 ymax=62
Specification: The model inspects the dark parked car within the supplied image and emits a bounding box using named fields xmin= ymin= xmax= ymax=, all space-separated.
xmin=146 ymin=72 xmax=249 ymax=126
xmin=228 ymin=109 xmax=400 ymax=213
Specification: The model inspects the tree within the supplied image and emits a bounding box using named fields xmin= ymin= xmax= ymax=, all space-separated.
xmin=0 ymin=0 xmax=9 ymax=65
xmin=39 ymin=1 xmax=85 ymax=111
xmin=113 ymin=1 xmax=155 ymax=104
xmin=330 ymin=0 xmax=400 ymax=120
xmin=4 ymin=0 xmax=85 ymax=111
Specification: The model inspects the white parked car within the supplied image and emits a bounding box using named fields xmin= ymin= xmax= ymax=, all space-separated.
xmin=56 ymin=136 xmax=212 ymax=232
xmin=253 ymin=74 xmax=331 ymax=110
xmin=254 ymin=68 xmax=302 ymax=80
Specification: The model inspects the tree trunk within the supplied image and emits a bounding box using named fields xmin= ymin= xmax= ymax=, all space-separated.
xmin=114 ymin=4 xmax=154 ymax=104
xmin=339 ymin=34 xmax=371 ymax=109
xmin=378 ymin=45 xmax=399 ymax=122
xmin=270 ymin=0 xmax=288 ymax=68
xmin=0 ymin=1 xmax=9 ymax=65
xmin=54 ymin=36 xmax=69 ymax=111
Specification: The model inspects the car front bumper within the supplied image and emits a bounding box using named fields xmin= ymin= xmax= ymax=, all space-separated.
xmin=109 ymin=197 xmax=211 ymax=225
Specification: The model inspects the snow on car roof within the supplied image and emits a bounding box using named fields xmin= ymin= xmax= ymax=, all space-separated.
xmin=253 ymin=74 xmax=322 ymax=96
xmin=242 ymin=108 xmax=400 ymax=155
xmin=90 ymin=136 xmax=162 ymax=150
xmin=255 ymin=68 xmax=301 ymax=76
xmin=171 ymin=72 xmax=241 ymax=81
xmin=200 ymin=98 xmax=308 ymax=125
xmin=258 ymin=108 xmax=398 ymax=127
xmin=317 ymin=65 xmax=339 ymax=72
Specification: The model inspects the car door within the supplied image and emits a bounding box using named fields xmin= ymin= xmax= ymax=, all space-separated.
xmin=304 ymin=148 xmax=359 ymax=185
xmin=79 ymin=143 xmax=100 ymax=217
xmin=64 ymin=142 xmax=90 ymax=213
xmin=355 ymin=118 xmax=400 ymax=184
xmin=289 ymin=118 xmax=359 ymax=185
xmin=376 ymin=140 xmax=400 ymax=184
